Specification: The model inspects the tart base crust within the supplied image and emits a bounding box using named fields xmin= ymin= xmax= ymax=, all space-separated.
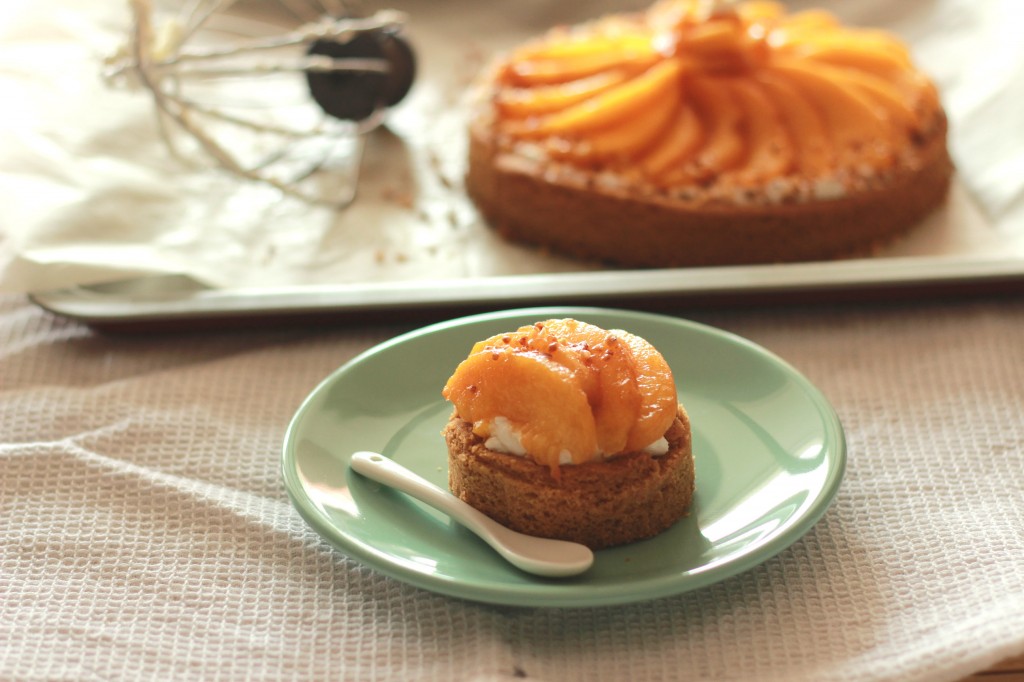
xmin=466 ymin=114 xmax=954 ymax=268
xmin=444 ymin=406 xmax=694 ymax=550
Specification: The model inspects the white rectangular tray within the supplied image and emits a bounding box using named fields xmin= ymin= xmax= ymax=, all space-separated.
xmin=30 ymin=254 xmax=1024 ymax=332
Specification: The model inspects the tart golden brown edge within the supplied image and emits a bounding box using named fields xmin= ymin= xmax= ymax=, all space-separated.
xmin=467 ymin=113 xmax=952 ymax=268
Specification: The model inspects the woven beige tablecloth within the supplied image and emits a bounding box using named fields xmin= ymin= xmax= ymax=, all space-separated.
xmin=1 ymin=293 xmax=1022 ymax=682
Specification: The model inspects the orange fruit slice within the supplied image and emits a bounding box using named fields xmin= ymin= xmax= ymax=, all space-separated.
xmin=495 ymin=70 xmax=631 ymax=119
xmin=442 ymin=319 xmax=679 ymax=475
xmin=442 ymin=345 xmax=598 ymax=473
xmin=537 ymin=319 xmax=643 ymax=456
xmin=640 ymin=100 xmax=703 ymax=179
xmin=616 ymin=330 xmax=678 ymax=452
xmin=729 ymin=79 xmax=795 ymax=182
xmin=504 ymin=35 xmax=658 ymax=87
xmin=753 ymin=71 xmax=832 ymax=175
xmin=515 ymin=59 xmax=686 ymax=138
xmin=688 ymin=75 xmax=746 ymax=174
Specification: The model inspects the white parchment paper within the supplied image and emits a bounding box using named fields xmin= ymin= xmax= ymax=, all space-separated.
xmin=0 ymin=0 xmax=1021 ymax=294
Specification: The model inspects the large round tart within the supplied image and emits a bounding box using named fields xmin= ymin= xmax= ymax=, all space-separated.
xmin=466 ymin=1 xmax=953 ymax=267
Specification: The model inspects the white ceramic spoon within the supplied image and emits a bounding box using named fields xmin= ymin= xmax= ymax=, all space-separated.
xmin=349 ymin=451 xmax=594 ymax=578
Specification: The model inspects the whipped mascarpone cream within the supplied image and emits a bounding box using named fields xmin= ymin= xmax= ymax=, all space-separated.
xmin=482 ymin=416 xmax=669 ymax=464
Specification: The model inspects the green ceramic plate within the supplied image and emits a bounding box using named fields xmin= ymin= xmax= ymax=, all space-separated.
xmin=282 ymin=307 xmax=846 ymax=607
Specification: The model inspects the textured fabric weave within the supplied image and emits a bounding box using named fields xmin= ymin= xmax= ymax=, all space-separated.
xmin=1 ymin=295 xmax=1021 ymax=681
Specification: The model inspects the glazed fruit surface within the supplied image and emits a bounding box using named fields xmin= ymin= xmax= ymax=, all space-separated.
xmin=442 ymin=319 xmax=677 ymax=474
xmin=489 ymin=0 xmax=940 ymax=186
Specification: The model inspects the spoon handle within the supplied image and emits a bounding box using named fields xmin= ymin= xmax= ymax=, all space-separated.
xmin=349 ymin=450 xmax=594 ymax=577
xmin=349 ymin=450 xmax=506 ymax=546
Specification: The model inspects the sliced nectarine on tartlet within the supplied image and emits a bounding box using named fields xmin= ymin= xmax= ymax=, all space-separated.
xmin=443 ymin=318 xmax=677 ymax=473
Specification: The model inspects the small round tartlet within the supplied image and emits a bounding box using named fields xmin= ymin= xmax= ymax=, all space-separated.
xmin=441 ymin=318 xmax=694 ymax=550
xmin=466 ymin=0 xmax=953 ymax=267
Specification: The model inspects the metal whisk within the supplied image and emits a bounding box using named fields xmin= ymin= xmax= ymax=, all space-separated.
xmin=103 ymin=0 xmax=416 ymax=207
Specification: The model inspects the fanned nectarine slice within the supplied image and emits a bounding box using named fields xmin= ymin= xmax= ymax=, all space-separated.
xmin=515 ymin=59 xmax=686 ymax=138
xmin=770 ymin=59 xmax=890 ymax=163
xmin=468 ymin=324 xmax=599 ymax=402
xmin=538 ymin=319 xmax=642 ymax=456
xmin=796 ymin=43 xmax=910 ymax=78
xmin=688 ymin=75 xmax=745 ymax=174
xmin=782 ymin=31 xmax=912 ymax=70
xmin=511 ymin=33 xmax=655 ymax=62
xmin=616 ymin=331 xmax=678 ymax=452
xmin=504 ymin=36 xmax=658 ymax=87
xmin=580 ymin=84 xmax=680 ymax=160
xmin=442 ymin=347 xmax=598 ymax=473
xmin=820 ymin=65 xmax=916 ymax=130
xmin=753 ymin=71 xmax=832 ymax=175
xmin=729 ymin=79 xmax=795 ymax=181
xmin=495 ymin=70 xmax=631 ymax=119
xmin=640 ymin=100 xmax=703 ymax=179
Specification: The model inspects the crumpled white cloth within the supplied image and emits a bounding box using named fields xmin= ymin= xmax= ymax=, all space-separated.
xmin=1 ymin=294 xmax=1021 ymax=682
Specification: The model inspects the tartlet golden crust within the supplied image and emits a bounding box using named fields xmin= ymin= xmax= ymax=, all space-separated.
xmin=444 ymin=405 xmax=694 ymax=550
xmin=466 ymin=112 xmax=953 ymax=268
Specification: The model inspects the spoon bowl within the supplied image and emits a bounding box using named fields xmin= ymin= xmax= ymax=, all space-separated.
xmin=349 ymin=451 xmax=594 ymax=577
